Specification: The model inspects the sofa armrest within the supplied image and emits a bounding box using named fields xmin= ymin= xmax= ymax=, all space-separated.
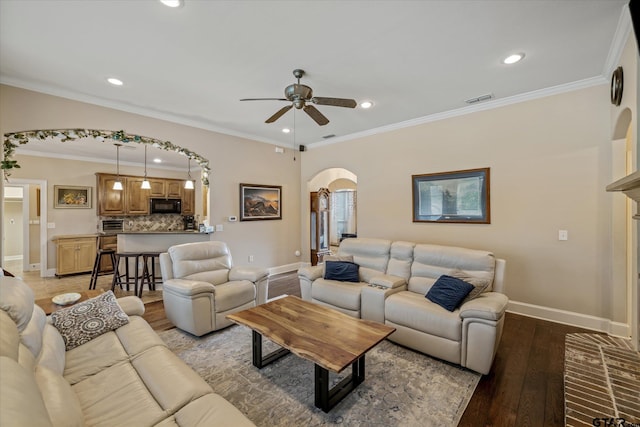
xmin=163 ymin=279 xmax=216 ymax=297
xmin=459 ymin=292 xmax=508 ymax=321
xmin=116 ymin=296 xmax=145 ymax=316
xmin=369 ymin=274 xmax=407 ymax=289
xmin=229 ymin=266 xmax=268 ymax=283
xmin=298 ymin=265 xmax=323 ymax=282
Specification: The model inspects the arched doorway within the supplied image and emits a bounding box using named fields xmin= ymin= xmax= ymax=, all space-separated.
xmin=307 ymin=168 xmax=357 ymax=264
xmin=610 ymin=107 xmax=638 ymax=350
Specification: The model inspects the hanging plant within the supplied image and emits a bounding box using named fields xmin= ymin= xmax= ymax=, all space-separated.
xmin=2 ymin=129 xmax=210 ymax=185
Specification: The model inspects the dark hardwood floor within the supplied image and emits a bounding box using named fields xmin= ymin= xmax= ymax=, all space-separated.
xmin=145 ymin=272 xmax=589 ymax=426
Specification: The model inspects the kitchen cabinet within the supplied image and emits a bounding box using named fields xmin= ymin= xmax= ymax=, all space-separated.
xmin=126 ymin=178 xmax=150 ymax=215
xmin=53 ymin=235 xmax=97 ymax=276
xmin=97 ymin=173 xmax=194 ymax=216
xmin=182 ymin=187 xmax=195 ymax=215
xmin=166 ymin=180 xmax=183 ymax=198
xmin=97 ymin=174 xmax=126 ymax=215
xmin=149 ymin=179 xmax=166 ymax=197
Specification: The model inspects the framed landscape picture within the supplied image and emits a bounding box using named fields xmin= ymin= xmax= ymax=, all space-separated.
xmin=412 ymin=168 xmax=490 ymax=224
xmin=240 ymin=183 xmax=282 ymax=221
xmin=54 ymin=185 xmax=92 ymax=209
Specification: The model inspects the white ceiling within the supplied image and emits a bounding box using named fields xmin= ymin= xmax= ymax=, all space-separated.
xmin=0 ymin=0 xmax=630 ymax=169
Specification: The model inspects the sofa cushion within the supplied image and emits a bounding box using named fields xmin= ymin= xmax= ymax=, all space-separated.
xmin=34 ymin=365 xmax=84 ymax=427
xmin=51 ymin=291 xmax=129 ymax=350
xmin=214 ymin=280 xmax=256 ymax=312
xmin=0 ymin=276 xmax=36 ymax=332
xmin=72 ymin=359 xmax=167 ymax=427
xmin=425 ymin=275 xmax=474 ymax=311
xmin=312 ymin=279 xmax=367 ymax=311
xmin=64 ymin=331 xmax=129 ymax=385
xmin=0 ymin=356 xmax=53 ymax=427
xmin=450 ymin=269 xmax=492 ymax=303
xmin=386 ymin=292 xmax=462 ymax=341
xmin=324 ymin=261 xmax=360 ymax=282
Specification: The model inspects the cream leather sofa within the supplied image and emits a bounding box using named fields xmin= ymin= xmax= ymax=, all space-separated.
xmin=0 ymin=275 xmax=255 ymax=427
xmin=160 ymin=241 xmax=269 ymax=336
xmin=298 ymin=238 xmax=508 ymax=375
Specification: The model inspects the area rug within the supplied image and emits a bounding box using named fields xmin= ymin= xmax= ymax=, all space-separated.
xmin=159 ymin=325 xmax=480 ymax=427
xmin=564 ymin=333 xmax=640 ymax=427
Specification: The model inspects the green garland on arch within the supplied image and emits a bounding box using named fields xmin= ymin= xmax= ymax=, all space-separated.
xmin=2 ymin=128 xmax=210 ymax=186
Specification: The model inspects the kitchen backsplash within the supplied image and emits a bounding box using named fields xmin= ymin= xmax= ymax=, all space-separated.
xmin=99 ymin=214 xmax=186 ymax=232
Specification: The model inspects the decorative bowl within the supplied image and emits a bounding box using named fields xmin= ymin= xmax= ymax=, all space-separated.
xmin=52 ymin=292 xmax=81 ymax=306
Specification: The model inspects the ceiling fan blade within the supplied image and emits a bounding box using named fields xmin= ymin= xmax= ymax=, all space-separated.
xmin=311 ymin=97 xmax=357 ymax=108
xmin=265 ymin=105 xmax=293 ymax=123
xmin=240 ymin=98 xmax=288 ymax=101
xmin=303 ymin=105 xmax=330 ymax=126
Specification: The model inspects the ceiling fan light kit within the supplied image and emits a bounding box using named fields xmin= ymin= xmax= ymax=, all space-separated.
xmin=240 ymin=69 xmax=357 ymax=126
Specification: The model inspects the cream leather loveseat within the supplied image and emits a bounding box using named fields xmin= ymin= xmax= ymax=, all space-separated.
xmin=298 ymin=238 xmax=508 ymax=375
xmin=0 ymin=275 xmax=255 ymax=427
xmin=160 ymin=241 xmax=269 ymax=336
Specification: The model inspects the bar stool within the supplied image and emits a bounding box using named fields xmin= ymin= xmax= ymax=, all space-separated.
xmin=111 ymin=252 xmax=144 ymax=296
xmin=139 ymin=252 xmax=162 ymax=297
xmin=89 ymin=249 xmax=117 ymax=290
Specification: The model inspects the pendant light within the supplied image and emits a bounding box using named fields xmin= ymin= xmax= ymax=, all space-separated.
xmin=113 ymin=144 xmax=123 ymax=190
xmin=141 ymin=145 xmax=151 ymax=189
xmin=184 ymin=157 xmax=194 ymax=189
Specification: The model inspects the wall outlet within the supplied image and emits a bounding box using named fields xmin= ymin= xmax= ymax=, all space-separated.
xmin=248 ymin=255 xmax=254 ymax=263
xmin=215 ymin=224 xmax=224 ymax=232
xmin=558 ymin=230 xmax=568 ymax=241
xmin=47 ymin=222 xmax=55 ymax=229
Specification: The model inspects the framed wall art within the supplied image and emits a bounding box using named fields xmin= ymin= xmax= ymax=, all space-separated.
xmin=412 ymin=168 xmax=490 ymax=224
xmin=54 ymin=185 xmax=92 ymax=209
xmin=239 ymin=183 xmax=282 ymax=221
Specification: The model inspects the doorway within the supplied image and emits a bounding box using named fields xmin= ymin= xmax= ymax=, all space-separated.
xmin=1 ymin=179 xmax=47 ymax=277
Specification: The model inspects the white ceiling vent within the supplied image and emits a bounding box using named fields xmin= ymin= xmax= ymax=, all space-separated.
xmin=465 ymin=93 xmax=494 ymax=104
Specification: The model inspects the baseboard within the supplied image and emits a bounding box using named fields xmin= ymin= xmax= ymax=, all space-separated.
xmin=507 ymin=300 xmax=630 ymax=338
xmin=268 ymin=262 xmax=304 ymax=276
xmin=45 ymin=268 xmax=56 ymax=277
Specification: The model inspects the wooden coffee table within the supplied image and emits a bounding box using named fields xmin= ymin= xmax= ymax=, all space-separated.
xmin=226 ymin=295 xmax=395 ymax=412
xmin=35 ymin=290 xmax=104 ymax=315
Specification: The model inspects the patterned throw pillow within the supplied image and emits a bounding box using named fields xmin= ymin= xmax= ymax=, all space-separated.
xmin=51 ymin=291 xmax=129 ymax=350
xmin=449 ymin=269 xmax=492 ymax=303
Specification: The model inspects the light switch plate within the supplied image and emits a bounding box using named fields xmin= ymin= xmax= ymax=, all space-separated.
xmin=558 ymin=230 xmax=568 ymax=241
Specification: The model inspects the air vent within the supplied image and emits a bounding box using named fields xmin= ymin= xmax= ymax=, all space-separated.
xmin=465 ymin=93 xmax=494 ymax=104
xmin=322 ymin=134 xmax=336 ymax=139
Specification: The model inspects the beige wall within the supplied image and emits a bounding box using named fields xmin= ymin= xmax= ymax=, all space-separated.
xmin=0 ymin=85 xmax=302 ymax=270
xmin=301 ymin=84 xmax=625 ymax=324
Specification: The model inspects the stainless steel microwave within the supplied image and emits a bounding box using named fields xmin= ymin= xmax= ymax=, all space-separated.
xmin=150 ymin=198 xmax=181 ymax=214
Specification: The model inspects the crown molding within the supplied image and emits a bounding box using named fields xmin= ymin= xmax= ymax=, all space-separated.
xmin=602 ymin=4 xmax=633 ymax=77
xmin=0 ymin=77 xmax=283 ymax=147
xmin=309 ymin=75 xmax=607 ymax=149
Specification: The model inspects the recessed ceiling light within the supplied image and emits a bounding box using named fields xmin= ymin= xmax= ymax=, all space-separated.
xmin=107 ymin=77 xmax=123 ymax=86
xmin=282 ymin=128 xmax=291 ymax=133
xmin=503 ymin=53 xmax=525 ymax=65
xmin=360 ymin=101 xmax=373 ymax=109
xmin=153 ymin=158 xmax=162 ymax=163
xmin=160 ymin=0 xmax=183 ymax=7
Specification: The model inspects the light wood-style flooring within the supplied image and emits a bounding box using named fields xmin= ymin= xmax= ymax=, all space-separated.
xmin=10 ymin=265 xmax=592 ymax=426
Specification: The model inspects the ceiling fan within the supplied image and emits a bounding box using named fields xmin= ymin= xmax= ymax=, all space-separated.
xmin=240 ymin=69 xmax=357 ymax=126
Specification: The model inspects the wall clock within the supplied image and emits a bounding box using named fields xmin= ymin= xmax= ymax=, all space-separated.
xmin=611 ymin=66 xmax=623 ymax=106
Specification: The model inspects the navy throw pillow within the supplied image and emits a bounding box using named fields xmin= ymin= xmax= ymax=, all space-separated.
xmin=426 ymin=275 xmax=474 ymax=311
xmin=324 ymin=261 xmax=360 ymax=282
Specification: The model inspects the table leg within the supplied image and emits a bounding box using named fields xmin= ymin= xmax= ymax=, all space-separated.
xmin=314 ymin=355 xmax=365 ymax=412
xmin=251 ymin=330 xmax=290 ymax=369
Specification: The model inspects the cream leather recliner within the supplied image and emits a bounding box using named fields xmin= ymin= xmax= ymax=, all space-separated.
xmin=160 ymin=241 xmax=269 ymax=336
